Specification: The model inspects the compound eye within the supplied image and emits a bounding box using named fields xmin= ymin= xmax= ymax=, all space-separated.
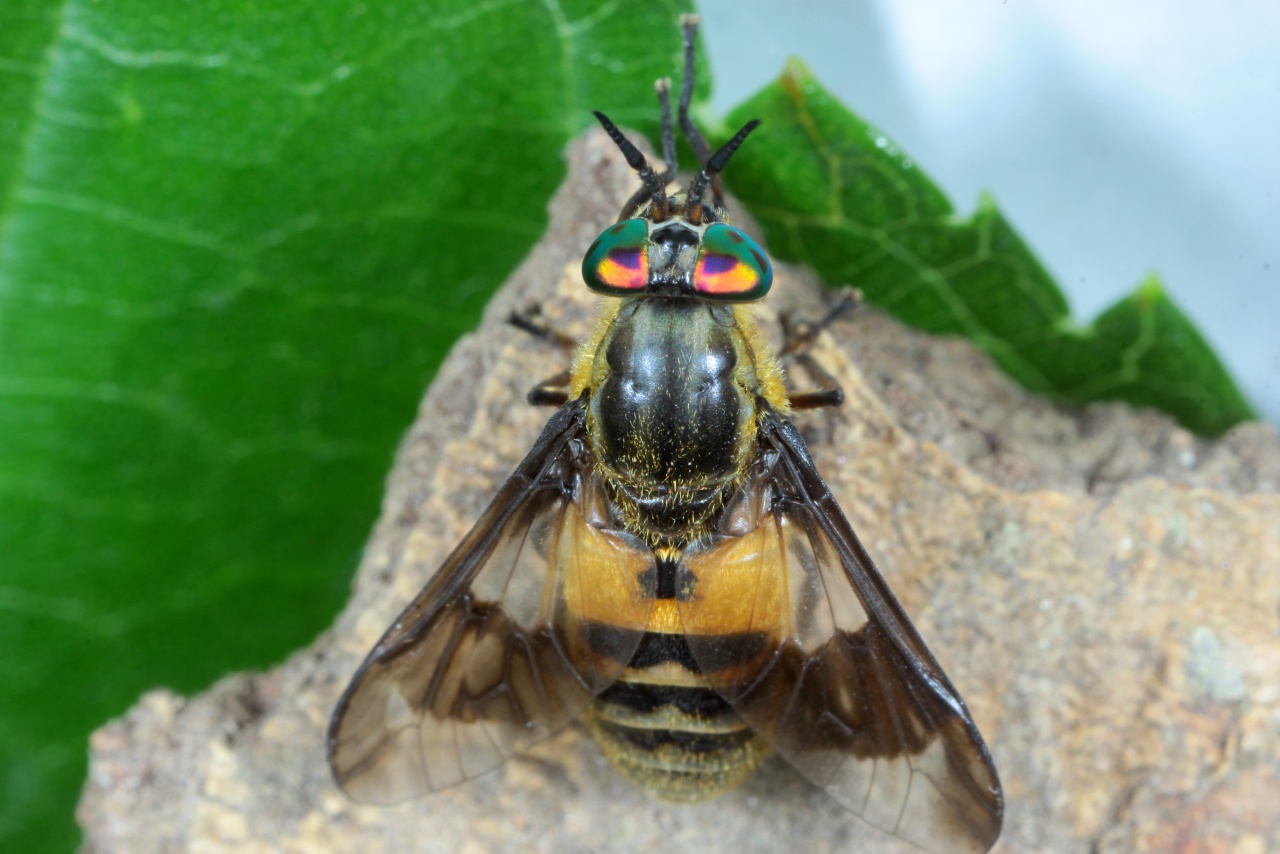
xmin=693 ymin=224 xmax=772 ymax=301
xmin=582 ymin=219 xmax=649 ymax=295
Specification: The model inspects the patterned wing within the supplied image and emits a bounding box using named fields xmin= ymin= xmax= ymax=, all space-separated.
xmin=679 ymin=413 xmax=1002 ymax=854
xmin=328 ymin=400 xmax=656 ymax=803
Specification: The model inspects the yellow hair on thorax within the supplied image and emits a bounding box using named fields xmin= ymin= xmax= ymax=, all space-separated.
xmin=569 ymin=299 xmax=622 ymax=400
xmin=732 ymin=305 xmax=791 ymax=416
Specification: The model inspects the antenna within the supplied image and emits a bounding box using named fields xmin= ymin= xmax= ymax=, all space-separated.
xmin=593 ymin=110 xmax=669 ymax=221
xmin=684 ymin=119 xmax=761 ymax=224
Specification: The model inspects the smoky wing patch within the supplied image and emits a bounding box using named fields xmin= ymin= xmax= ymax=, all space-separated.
xmin=680 ymin=411 xmax=1002 ymax=854
xmin=327 ymin=400 xmax=655 ymax=804
xmin=726 ymin=625 xmax=1000 ymax=853
xmin=327 ymin=596 xmax=595 ymax=802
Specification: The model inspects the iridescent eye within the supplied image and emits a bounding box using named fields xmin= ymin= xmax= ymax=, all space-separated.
xmin=692 ymin=224 xmax=772 ymax=301
xmin=582 ymin=218 xmax=650 ymax=295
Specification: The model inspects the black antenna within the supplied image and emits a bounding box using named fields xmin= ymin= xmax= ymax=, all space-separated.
xmin=685 ymin=119 xmax=761 ymax=224
xmin=593 ymin=110 xmax=668 ymax=221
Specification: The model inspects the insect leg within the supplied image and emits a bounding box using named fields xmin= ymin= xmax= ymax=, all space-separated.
xmin=615 ymin=76 xmax=678 ymax=221
xmin=780 ymin=290 xmax=861 ymax=410
xmin=525 ymin=370 xmax=572 ymax=407
xmin=655 ymin=77 xmax=677 ymax=179
xmin=675 ymin=14 xmax=716 ymax=184
xmin=508 ymin=304 xmax=577 ymax=351
xmin=677 ymin=15 xmax=723 ymax=207
xmin=507 ymin=305 xmax=576 ymax=407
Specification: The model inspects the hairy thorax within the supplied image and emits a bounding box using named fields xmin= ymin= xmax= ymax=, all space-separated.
xmin=574 ymin=298 xmax=784 ymax=545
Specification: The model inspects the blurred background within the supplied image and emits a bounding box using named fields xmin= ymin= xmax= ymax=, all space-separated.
xmin=699 ymin=0 xmax=1279 ymax=421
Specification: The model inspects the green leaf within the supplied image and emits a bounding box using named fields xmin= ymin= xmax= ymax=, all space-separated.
xmin=724 ymin=60 xmax=1254 ymax=437
xmin=0 ymin=0 xmax=691 ymax=849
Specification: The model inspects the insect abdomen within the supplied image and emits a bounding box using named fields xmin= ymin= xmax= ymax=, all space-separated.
xmin=572 ymin=299 xmax=784 ymax=798
xmin=585 ymin=631 xmax=769 ymax=801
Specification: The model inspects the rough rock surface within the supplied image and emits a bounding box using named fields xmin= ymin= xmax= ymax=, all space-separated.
xmin=78 ymin=130 xmax=1280 ymax=853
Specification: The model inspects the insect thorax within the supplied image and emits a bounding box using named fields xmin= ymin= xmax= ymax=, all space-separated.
xmin=576 ymin=297 xmax=786 ymax=546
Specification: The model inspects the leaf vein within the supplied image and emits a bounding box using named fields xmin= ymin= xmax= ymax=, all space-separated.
xmin=0 ymin=376 xmax=223 ymax=448
xmin=19 ymin=186 xmax=248 ymax=260
xmin=0 ymin=0 xmax=71 ymax=280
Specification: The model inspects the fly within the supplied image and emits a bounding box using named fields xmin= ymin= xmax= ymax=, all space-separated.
xmin=328 ymin=16 xmax=1002 ymax=854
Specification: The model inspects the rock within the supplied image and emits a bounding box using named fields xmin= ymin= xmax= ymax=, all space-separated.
xmin=78 ymin=129 xmax=1280 ymax=854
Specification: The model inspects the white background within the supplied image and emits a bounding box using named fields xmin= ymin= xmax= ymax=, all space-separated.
xmin=697 ymin=0 xmax=1279 ymax=424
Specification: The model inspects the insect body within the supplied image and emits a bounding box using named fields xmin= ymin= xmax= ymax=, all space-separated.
xmin=329 ymin=18 xmax=1001 ymax=854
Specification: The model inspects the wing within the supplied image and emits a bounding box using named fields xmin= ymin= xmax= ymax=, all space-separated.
xmin=328 ymin=399 xmax=656 ymax=803
xmin=678 ymin=412 xmax=1002 ymax=854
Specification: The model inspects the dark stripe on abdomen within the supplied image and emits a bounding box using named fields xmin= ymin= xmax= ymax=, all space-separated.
xmin=580 ymin=622 xmax=770 ymax=674
xmin=585 ymin=629 xmax=771 ymax=803
xmin=592 ymin=717 xmax=757 ymax=755
xmin=598 ymin=681 xmax=733 ymax=717
xmin=586 ymin=679 xmax=769 ymax=802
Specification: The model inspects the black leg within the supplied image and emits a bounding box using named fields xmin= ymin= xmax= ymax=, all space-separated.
xmin=678 ymin=15 xmax=723 ymax=206
xmin=779 ymin=290 xmax=861 ymax=411
xmin=655 ymin=77 xmax=677 ymax=179
xmin=786 ymin=354 xmax=845 ymax=410
xmin=526 ymin=369 xmax=572 ymax=407
xmin=508 ymin=304 xmax=577 ymax=407
xmin=617 ymin=76 xmax=680 ymax=221
xmin=508 ymin=304 xmax=577 ymax=352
